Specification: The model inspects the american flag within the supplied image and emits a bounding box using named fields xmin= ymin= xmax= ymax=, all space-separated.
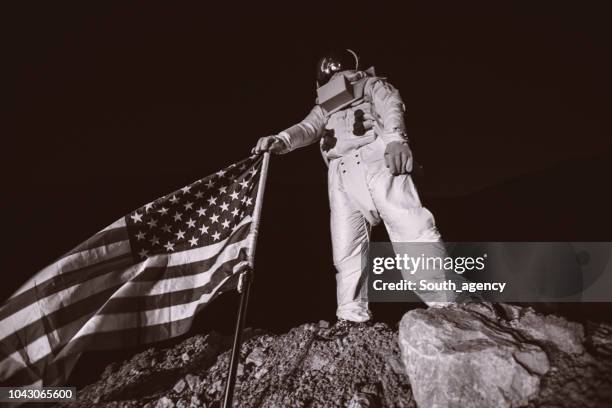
xmin=0 ymin=154 xmax=266 ymax=387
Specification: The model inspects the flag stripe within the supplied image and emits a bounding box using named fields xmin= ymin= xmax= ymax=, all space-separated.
xmin=56 ymin=264 xmax=242 ymax=358
xmin=1 ymin=314 xmax=92 ymax=382
xmin=2 ymin=353 xmax=80 ymax=387
xmin=0 ymin=218 xmax=250 ymax=324
xmin=0 ymin=287 xmax=120 ymax=361
xmin=0 ymin=250 xmax=247 ymax=380
xmin=0 ymin=219 xmax=250 ymax=340
xmin=116 ymin=241 xmax=250 ymax=297
xmin=4 ymin=293 xmax=220 ymax=386
xmin=55 ymin=246 xmax=250 ymax=357
xmin=102 ymin=218 xmax=128 ymax=231
xmin=9 ymin=239 xmax=132 ymax=299
xmin=0 ymin=229 xmax=251 ymax=357
xmin=64 ymin=226 xmax=129 ymax=257
xmin=0 ymin=252 xmax=133 ymax=322
xmin=97 ymin=252 xmax=247 ymax=315
xmin=2 ymin=258 xmax=240 ymax=385
xmin=61 ymin=298 xmax=216 ymax=354
xmin=1 ymin=258 xmax=134 ymax=340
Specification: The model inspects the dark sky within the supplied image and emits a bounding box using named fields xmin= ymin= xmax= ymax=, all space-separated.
xmin=6 ymin=2 xmax=611 ymax=191
xmin=3 ymin=2 xmax=612 ymax=324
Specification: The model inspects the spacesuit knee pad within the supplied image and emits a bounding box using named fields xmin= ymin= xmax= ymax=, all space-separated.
xmin=387 ymin=208 xmax=441 ymax=242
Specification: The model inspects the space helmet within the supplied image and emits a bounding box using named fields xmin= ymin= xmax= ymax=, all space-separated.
xmin=316 ymin=48 xmax=360 ymax=87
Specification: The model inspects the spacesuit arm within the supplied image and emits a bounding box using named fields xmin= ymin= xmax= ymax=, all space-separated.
xmin=366 ymin=78 xmax=408 ymax=145
xmin=275 ymin=105 xmax=326 ymax=153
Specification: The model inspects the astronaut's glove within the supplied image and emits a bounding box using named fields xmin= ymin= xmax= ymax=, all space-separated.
xmin=252 ymin=135 xmax=287 ymax=155
xmin=384 ymin=141 xmax=413 ymax=175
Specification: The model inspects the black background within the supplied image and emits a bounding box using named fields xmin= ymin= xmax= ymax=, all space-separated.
xmin=4 ymin=1 xmax=612 ymax=384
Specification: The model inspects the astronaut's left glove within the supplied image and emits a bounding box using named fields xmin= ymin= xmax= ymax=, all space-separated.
xmin=384 ymin=141 xmax=413 ymax=175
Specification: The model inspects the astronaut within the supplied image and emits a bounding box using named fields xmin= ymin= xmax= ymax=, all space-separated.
xmin=254 ymin=49 xmax=459 ymax=325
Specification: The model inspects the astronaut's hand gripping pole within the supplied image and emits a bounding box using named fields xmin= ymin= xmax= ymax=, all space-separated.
xmin=252 ymin=135 xmax=287 ymax=155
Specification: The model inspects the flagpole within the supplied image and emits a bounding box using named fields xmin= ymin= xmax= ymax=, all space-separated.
xmin=246 ymin=152 xmax=271 ymax=268
xmin=222 ymin=152 xmax=270 ymax=408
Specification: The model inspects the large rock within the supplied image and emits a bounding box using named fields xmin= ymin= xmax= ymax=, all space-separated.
xmin=399 ymin=303 xmax=612 ymax=408
xmin=399 ymin=304 xmax=548 ymax=408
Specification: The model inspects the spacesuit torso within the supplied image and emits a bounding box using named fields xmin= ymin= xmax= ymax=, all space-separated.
xmin=276 ymin=69 xmax=409 ymax=162
xmin=320 ymin=98 xmax=377 ymax=160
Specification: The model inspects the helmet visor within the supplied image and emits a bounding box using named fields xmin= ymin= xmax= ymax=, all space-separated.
xmin=317 ymin=56 xmax=343 ymax=85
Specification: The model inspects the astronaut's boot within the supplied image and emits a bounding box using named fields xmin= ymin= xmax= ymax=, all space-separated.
xmin=317 ymin=319 xmax=371 ymax=340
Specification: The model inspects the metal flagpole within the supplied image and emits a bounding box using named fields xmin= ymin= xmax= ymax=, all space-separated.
xmin=222 ymin=152 xmax=271 ymax=408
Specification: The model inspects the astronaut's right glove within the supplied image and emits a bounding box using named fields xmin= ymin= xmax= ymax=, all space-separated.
xmin=384 ymin=141 xmax=413 ymax=176
xmin=252 ymin=135 xmax=288 ymax=155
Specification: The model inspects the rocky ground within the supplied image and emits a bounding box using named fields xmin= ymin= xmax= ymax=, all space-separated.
xmin=56 ymin=304 xmax=612 ymax=408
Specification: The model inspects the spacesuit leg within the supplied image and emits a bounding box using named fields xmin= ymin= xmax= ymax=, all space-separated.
xmin=368 ymin=166 xmax=461 ymax=304
xmin=329 ymin=162 xmax=372 ymax=322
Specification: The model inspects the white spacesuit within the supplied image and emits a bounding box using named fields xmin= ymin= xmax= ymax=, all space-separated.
xmin=255 ymin=50 xmax=458 ymax=322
